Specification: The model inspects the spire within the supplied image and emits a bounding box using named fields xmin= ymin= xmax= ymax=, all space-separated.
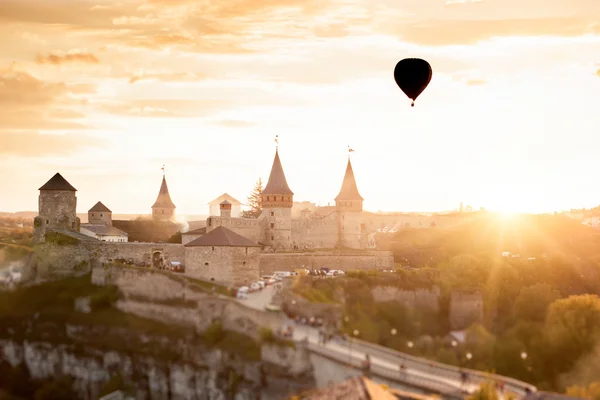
xmin=262 ymin=148 xmax=294 ymax=195
xmin=335 ymin=158 xmax=363 ymax=201
xmin=152 ymin=175 xmax=176 ymax=209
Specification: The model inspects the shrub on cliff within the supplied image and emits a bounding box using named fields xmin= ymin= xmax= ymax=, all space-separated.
xmin=34 ymin=376 xmax=77 ymax=400
xmin=204 ymin=320 xmax=225 ymax=345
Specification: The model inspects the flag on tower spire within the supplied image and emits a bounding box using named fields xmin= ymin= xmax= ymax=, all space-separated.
xmin=275 ymin=135 xmax=279 ymax=150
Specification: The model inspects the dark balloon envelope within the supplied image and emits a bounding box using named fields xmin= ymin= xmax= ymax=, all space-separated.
xmin=394 ymin=58 xmax=432 ymax=107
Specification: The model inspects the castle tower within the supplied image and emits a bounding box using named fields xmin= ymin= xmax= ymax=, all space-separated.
xmin=34 ymin=173 xmax=81 ymax=243
xmin=220 ymin=200 xmax=232 ymax=218
xmin=260 ymin=147 xmax=294 ymax=250
xmin=335 ymin=157 xmax=365 ymax=249
xmin=88 ymin=201 xmax=112 ymax=226
xmin=152 ymin=174 xmax=176 ymax=222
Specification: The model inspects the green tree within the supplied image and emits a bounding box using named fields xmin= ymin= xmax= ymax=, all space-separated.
xmin=513 ymin=283 xmax=561 ymax=322
xmin=167 ymin=231 xmax=182 ymax=243
xmin=242 ymin=178 xmax=263 ymax=218
xmin=545 ymin=295 xmax=600 ymax=365
xmin=566 ymin=381 xmax=600 ymax=400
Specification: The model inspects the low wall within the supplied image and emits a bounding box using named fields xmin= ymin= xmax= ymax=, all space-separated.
xmin=34 ymin=242 xmax=185 ymax=278
xmin=93 ymin=266 xmax=286 ymax=340
xmin=259 ymin=250 xmax=394 ymax=274
xmin=371 ymin=286 xmax=440 ymax=312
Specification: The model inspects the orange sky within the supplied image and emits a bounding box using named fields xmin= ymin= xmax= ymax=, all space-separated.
xmin=1 ymin=0 xmax=600 ymax=215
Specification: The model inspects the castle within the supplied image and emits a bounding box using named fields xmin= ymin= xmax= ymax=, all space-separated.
xmin=182 ymin=148 xmax=371 ymax=250
xmin=32 ymin=147 xmax=394 ymax=287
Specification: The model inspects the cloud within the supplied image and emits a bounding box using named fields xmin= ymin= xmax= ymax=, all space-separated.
xmin=384 ymin=16 xmax=600 ymax=46
xmin=211 ymin=120 xmax=256 ymax=128
xmin=129 ymin=72 xmax=207 ymax=84
xmin=466 ymin=79 xmax=486 ymax=86
xmin=0 ymin=67 xmax=93 ymax=131
xmin=0 ymin=131 xmax=105 ymax=157
xmin=36 ymin=51 xmax=99 ymax=65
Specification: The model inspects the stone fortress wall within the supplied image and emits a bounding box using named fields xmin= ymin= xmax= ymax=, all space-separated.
xmin=371 ymin=286 xmax=441 ymax=313
xmin=205 ymin=215 xmax=261 ymax=242
xmin=291 ymin=213 xmax=338 ymax=249
xmin=35 ymin=242 xmax=185 ymax=278
xmin=449 ymin=291 xmax=484 ymax=330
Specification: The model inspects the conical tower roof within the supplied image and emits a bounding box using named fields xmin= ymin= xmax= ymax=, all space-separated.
xmin=262 ymin=149 xmax=294 ymax=195
xmin=152 ymin=176 xmax=176 ymax=209
xmin=89 ymin=201 xmax=111 ymax=213
xmin=335 ymin=159 xmax=363 ymax=201
xmin=39 ymin=173 xmax=77 ymax=191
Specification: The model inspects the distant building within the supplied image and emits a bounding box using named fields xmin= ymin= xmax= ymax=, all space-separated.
xmin=88 ymin=201 xmax=113 ymax=226
xmin=184 ymin=226 xmax=260 ymax=287
xmin=80 ymin=224 xmax=128 ymax=242
xmin=81 ymin=201 xmax=128 ymax=242
xmin=208 ymin=193 xmax=242 ymax=218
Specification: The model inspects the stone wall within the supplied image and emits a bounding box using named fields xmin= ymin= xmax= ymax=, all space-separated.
xmin=291 ymin=214 xmax=338 ymax=249
xmin=371 ymin=286 xmax=440 ymax=312
xmin=34 ymin=242 xmax=185 ymax=278
xmin=205 ymin=216 xmax=260 ymax=242
xmin=449 ymin=291 xmax=484 ymax=330
xmin=259 ymin=250 xmax=394 ymax=275
xmin=94 ymin=266 xmax=286 ymax=339
xmin=184 ymin=246 xmax=260 ymax=287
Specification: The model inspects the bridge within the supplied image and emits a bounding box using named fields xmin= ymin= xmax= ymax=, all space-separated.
xmin=242 ymin=284 xmax=537 ymax=399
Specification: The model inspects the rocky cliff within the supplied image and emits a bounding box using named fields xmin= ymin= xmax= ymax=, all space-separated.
xmin=0 ymin=272 xmax=314 ymax=400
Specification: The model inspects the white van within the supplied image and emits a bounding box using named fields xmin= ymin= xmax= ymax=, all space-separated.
xmin=274 ymin=271 xmax=292 ymax=277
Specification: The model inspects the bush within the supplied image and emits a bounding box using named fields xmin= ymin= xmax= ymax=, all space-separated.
xmin=204 ymin=320 xmax=225 ymax=345
xmin=34 ymin=376 xmax=77 ymax=400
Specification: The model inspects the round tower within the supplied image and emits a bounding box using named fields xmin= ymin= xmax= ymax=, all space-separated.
xmin=260 ymin=148 xmax=294 ymax=250
xmin=152 ymin=173 xmax=176 ymax=222
xmin=88 ymin=201 xmax=112 ymax=226
xmin=34 ymin=173 xmax=80 ymax=243
xmin=335 ymin=157 xmax=365 ymax=249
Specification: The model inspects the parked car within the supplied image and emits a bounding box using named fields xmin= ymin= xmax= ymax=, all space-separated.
xmin=265 ymin=304 xmax=281 ymax=312
xmin=249 ymin=282 xmax=261 ymax=292
xmin=236 ymin=287 xmax=249 ymax=299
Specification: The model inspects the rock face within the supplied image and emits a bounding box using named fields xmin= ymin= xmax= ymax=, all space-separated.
xmin=0 ymin=339 xmax=315 ymax=400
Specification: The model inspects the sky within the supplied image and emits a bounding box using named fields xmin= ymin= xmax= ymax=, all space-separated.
xmin=1 ymin=0 xmax=600 ymax=215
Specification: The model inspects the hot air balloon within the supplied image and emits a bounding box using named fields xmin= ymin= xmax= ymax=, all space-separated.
xmin=394 ymin=58 xmax=432 ymax=107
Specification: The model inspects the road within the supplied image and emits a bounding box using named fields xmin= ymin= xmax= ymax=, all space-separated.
xmin=240 ymin=283 xmax=528 ymax=398
xmin=242 ymin=283 xmax=282 ymax=311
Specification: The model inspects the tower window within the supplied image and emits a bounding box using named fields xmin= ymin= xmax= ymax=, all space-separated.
xmin=270 ymin=223 xmax=274 ymax=228
xmin=100 ymin=214 xmax=103 ymax=217
xmin=271 ymin=235 xmax=274 ymax=240
xmin=92 ymin=213 xmax=95 ymax=217
xmin=162 ymin=210 xmax=164 ymax=214
xmin=204 ymin=262 xmax=209 ymax=266
xmin=212 ymin=246 xmax=215 ymax=251
xmin=243 ymin=261 xmax=246 ymax=265
xmin=46 ymin=220 xmax=49 ymax=224
xmin=270 ymin=212 xmax=274 ymax=217
xmin=267 ymin=196 xmax=270 ymax=201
